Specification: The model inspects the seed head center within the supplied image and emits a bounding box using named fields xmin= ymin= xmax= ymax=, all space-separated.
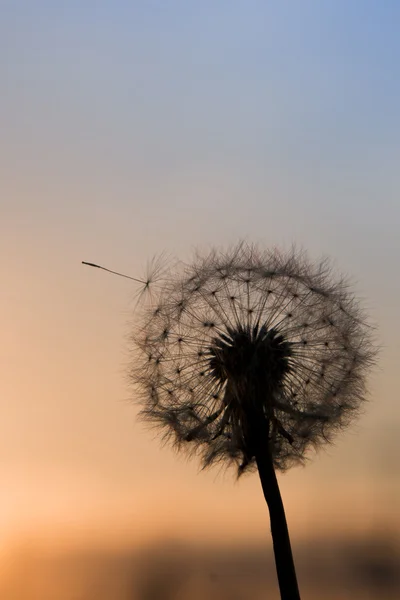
xmin=208 ymin=325 xmax=292 ymax=390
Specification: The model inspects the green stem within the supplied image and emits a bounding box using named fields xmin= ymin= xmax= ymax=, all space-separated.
xmin=254 ymin=440 xmax=301 ymax=599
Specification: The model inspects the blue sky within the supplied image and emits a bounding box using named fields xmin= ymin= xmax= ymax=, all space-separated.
xmin=3 ymin=2 xmax=399 ymax=247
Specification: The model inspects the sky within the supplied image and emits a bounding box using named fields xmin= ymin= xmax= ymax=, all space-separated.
xmin=1 ymin=0 xmax=400 ymax=563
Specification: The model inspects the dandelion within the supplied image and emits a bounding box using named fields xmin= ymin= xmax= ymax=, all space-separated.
xmin=85 ymin=242 xmax=376 ymax=600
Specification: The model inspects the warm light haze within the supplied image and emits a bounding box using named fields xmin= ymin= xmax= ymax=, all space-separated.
xmin=2 ymin=2 xmax=400 ymax=598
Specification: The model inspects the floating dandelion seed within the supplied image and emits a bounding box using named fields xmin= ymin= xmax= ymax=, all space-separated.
xmin=83 ymin=242 xmax=377 ymax=600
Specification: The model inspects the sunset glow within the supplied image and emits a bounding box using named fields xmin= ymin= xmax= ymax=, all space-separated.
xmin=2 ymin=2 xmax=400 ymax=597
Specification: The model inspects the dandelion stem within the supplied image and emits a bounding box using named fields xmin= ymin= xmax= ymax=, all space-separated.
xmin=253 ymin=415 xmax=301 ymax=600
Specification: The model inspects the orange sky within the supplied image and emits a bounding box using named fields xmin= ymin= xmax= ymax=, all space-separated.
xmin=1 ymin=223 xmax=397 ymax=554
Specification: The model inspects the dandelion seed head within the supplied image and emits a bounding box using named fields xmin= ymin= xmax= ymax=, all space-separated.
xmin=131 ymin=242 xmax=377 ymax=475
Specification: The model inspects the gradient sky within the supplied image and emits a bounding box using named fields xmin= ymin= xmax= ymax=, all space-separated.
xmin=1 ymin=1 xmax=400 ymax=555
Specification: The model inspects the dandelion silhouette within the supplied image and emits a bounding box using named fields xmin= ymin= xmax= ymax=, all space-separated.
xmin=83 ymin=242 xmax=376 ymax=600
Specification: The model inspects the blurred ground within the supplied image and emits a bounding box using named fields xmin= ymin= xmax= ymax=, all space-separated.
xmin=1 ymin=532 xmax=399 ymax=599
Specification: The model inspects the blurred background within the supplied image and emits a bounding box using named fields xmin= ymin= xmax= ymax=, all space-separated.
xmin=1 ymin=1 xmax=399 ymax=597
